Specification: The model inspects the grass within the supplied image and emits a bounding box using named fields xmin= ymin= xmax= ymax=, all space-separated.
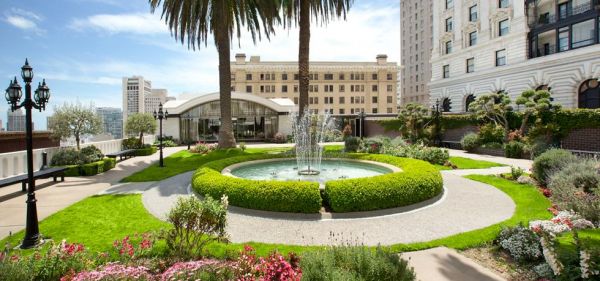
xmin=0 ymin=195 xmax=168 ymax=253
xmin=435 ymin=156 xmax=506 ymax=170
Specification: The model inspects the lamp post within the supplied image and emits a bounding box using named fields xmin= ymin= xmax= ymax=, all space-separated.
xmin=357 ymin=111 xmax=367 ymax=139
xmin=431 ymin=99 xmax=442 ymax=147
xmin=5 ymin=59 xmax=50 ymax=249
xmin=153 ymin=103 xmax=168 ymax=167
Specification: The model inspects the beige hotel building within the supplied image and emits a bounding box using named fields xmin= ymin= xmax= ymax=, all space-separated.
xmin=230 ymin=54 xmax=400 ymax=115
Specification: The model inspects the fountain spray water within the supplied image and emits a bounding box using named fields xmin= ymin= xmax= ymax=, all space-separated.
xmin=292 ymin=110 xmax=331 ymax=175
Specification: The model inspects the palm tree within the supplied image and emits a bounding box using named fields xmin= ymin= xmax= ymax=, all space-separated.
xmin=149 ymin=0 xmax=279 ymax=148
xmin=279 ymin=0 xmax=353 ymax=116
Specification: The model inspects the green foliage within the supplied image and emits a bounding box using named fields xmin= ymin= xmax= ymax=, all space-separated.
xmin=103 ymin=157 xmax=116 ymax=171
xmin=386 ymin=144 xmax=449 ymax=165
xmin=192 ymin=155 xmax=322 ymax=213
xmin=154 ymin=139 xmax=177 ymax=147
xmin=549 ymin=159 xmax=600 ymax=224
xmin=134 ymin=146 xmax=157 ymax=156
xmin=515 ymin=89 xmax=554 ymax=134
xmin=344 ymin=137 xmax=360 ymax=152
xmin=50 ymin=148 xmax=87 ymax=166
xmin=324 ymin=154 xmax=443 ymax=212
xmin=125 ymin=113 xmax=156 ymax=144
xmin=238 ymin=142 xmax=246 ymax=151
xmin=441 ymin=114 xmax=479 ymax=129
xmin=80 ymin=145 xmax=104 ymax=162
xmin=164 ymin=196 xmax=228 ymax=259
xmin=396 ymin=103 xmax=432 ymax=142
xmin=460 ymin=133 xmax=479 ymax=152
xmin=468 ymin=92 xmax=513 ymax=138
xmin=510 ymin=166 xmax=524 ymax=180
xmin=496 ymin=225 xmax=542 ymax=262
xmin=48 ymin=102 xmax=103 ymax=150
xmin=532 ymin=149 xmax=577 ymax=186
xmin=122 ymin=137 xmax=142 ymax=150
xmin=80 ymin=160 xmax=104 ymax=176
xmin=478 ymin=123 xmax=505 ymax=144
xmin=301 ymin=246 xmax=416 ymax=281
xmin=504 ymin=141 xmax=527 ymax=159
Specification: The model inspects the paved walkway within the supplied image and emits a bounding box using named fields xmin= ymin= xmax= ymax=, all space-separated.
xmin=448 ymin=149 xmax=533 ymax=171
xmin=0 ymin=146 xmax=184 ymax=239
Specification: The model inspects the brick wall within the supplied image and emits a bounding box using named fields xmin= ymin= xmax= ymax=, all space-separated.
xmin=561 ymin=128 xmax=600 ymax=152
xmin=0 ymin=131 xmax=59 ymax=153
xmin=442 ymin=125 xmax=478 ymax=142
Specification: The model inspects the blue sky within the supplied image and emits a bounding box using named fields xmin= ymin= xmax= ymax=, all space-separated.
xmin=0 ymin=0 xmax=399 ymax=130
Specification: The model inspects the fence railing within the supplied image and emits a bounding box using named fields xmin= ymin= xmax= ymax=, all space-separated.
xmin=0 ymin=135 xmax=155 ymax=179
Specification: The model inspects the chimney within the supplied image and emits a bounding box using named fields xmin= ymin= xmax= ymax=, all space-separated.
xmin=376 ymin=54 xmax=388 ymax=65
xmin=250 ymin=56 xmax=261 ymax=63
xmin=235 ymin=53 xmax=246 ymax=64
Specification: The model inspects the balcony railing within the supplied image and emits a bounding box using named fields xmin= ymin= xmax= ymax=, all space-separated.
xmin=529 ymin=2 xmax=595 ymax=28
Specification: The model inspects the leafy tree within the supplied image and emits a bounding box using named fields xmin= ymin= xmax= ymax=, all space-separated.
xmin=125 ymin=113 xmax=157 ymax=145
xmin=149 ymin=0 xmax=279 ymax=148
xmin=279 ymin=0 xmax=354 ymax=116
xmin=468 ymin=92 xmax=513 ymax=140
xmin=397 ymin=103 xmax=431 ymax=143
xmin=515 ymin=89 xmax=555 ymax=134
xmin=49 ymin=102 xmax=103 ymax=150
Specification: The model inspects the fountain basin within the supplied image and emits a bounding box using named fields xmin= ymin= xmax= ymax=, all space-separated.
xmin=222 ymin=158 xmax=401 ymax=188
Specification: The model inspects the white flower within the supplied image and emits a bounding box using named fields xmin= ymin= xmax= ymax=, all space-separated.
xmin=540 ymin=237 xmax=563 ymax=276
xmin=572 ymin=219 xmax=595 ymax=230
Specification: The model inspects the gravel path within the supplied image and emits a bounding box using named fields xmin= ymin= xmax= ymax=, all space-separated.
xmin=141 ymin=169 xmax=515 ymax=246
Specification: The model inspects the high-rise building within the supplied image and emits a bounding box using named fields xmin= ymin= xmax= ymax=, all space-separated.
xmin=430 ymin=0 xmax=600 ymax=112
xmin=400 ymin=0 xmax=433 ymax=106
xmin=122 ymin=76 xmax=173 ymax=128
xmin=230 ymin=54 xmax=399 ymax=115
xmin=96 ymin=107 xmax=123 ymax=139
xmin=146 ymin=89 xmax=169 ymax=114
xmin=7 ymin=108 xmax=27 ymax=132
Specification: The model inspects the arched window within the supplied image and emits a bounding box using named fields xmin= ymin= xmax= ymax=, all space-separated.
xmin=465 ymin=94 xmax=475 ymax=112
xmin=579 ymin=79 xmax=600 ymax=108
xmin=536 ymin=85 xmax=550 ymax=91
xmin=442 ymin=97 xmax=452 ymax=112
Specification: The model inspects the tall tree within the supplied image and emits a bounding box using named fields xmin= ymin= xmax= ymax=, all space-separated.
xmin=125 ymin=113 xmax=157 ymax=144
xmin=279 ymin=0 xmax=353 ymax=116
xmin=149 ymin=0 xmax=279 ymax=148
xmin=515 ymin=89 xmax=553 ymax=134
xmin=49 ymin=102 xmax=103 ymax=150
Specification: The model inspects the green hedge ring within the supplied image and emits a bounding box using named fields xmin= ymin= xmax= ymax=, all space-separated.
xmin=192 ymin=153 xmax=443 ymax=214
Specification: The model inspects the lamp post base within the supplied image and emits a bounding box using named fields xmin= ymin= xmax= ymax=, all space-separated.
xmin=20 ymin=235 xmax=43 ymax=249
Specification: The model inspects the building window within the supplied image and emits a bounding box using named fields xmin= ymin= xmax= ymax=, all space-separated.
xmin=466 ymin=58 xmax=475 ymax=73
xmin=579 ymin=79 xmax=600 ymax=108
xmin=372 ymin=73 xmax=378 ymax=80
xmin=293 ymin=85 xmax=299 ymax=92
xmin=387 ymin=96 xmax=393 ymax=103
xmin=246 ymin=74 xmax=252 ymax=80
xmin=469 ymin=5 xmax=478 ymax=22
xmin=443 ymin=65 xmax=450 ymax=78
xmin=446 ymin=0 xmax=453 ymax=9
xmin=372 ymin=85 xmax=378 ymax=92
xmin=339 ymin=73 xmax=345 ymax=80
xmin=465 ymin=94 xmax=476 ymax=111
xmin=559 ymin=27 xmax=570 ymax=52
xmin=496 ymin=49 xmax=507 ymax=66
xmin=499 ymin=19 xmax=509 ymax=36
xmin=372 ymin=96 xmax=378 ymax=103
xmin=339 ymin=96 xmax=345 ymax=104
xmin=442 ymin=98 xmax=452 ymax=112
xmin=445 ymin=41 xmax=453 ymax=54
xmin=246 ymin=86 xmax=252 ymax=93
xmin=572 ymin=19 xmax=595 ymax=48
xmin=339 ymin=85 xmax=345 ymax=92
xmin=387 ymin=73 xmax=393 ymax=80
xmin=294 ymin=74 xmax=299 ymax=80
xmin=372 ymin=108 xmax=378 ymax=114
xmin=282 ymin=85 xmax=288 ymax=93
xmin=387 ymin=108 xmax=393 ymax=113
xmin=387 ymin=85 xmax=393 ymax=92
xmin=469 ymin=31 xmax=477 ymax=46
xmin=282 ymin=73 xmax=288 ymax=80
xmin=324 ymin=73 xmax=334 ymax=80
xmin=445 ymin=17 xmax=453 ymax=32
xmin=339 ymin=108 xmax=345 ymax=114
xmin=498 ymin=0 xmax=508 ymax=8
xmin=293 ymin=97 xmax=298 ymax=104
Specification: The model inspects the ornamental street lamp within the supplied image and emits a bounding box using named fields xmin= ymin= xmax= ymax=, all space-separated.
xmin=5 ymin=59 xmax=50 ymax=249
xmin=153 ymin=103 xmax=168 ymax=167
xmin=357 ymin=111 xmax=367 ymax=139
xmin=431 ymin=99 xmax=442 ymax=147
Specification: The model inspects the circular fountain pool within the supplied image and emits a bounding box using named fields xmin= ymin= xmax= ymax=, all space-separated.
xmin=223 ymin=159 xmax=400 ymax=186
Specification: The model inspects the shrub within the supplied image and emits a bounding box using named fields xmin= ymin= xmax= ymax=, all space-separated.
xmin=460 ymin=133 xmax=479 ymax=152
xmin=361 ymin=137 xmax=385 ymax=154
xmin=238 ymin=142 xmax=246 ymax=151
xmin=532 ymin=149 xmax=577 ymax=186
xmin=496 ymin=225 xmax=543 ymax=263
xmin=301 ymin=246 xmax=416 ymax=281
xmin=134 ymin=146 xmax=157 ymax=156
xmin=322 ymin=129 xmax=343 ymax=142
xmin=324 ymin=154 xmax=443 ymax=212
xmin=510 ymin=166 xmax=524 ymax=180
xmin=154 ymin=139 xmax=177 ymax=147
xmin=122 ymin=137 xmax=142 ymax=150
xmin=272 ymin=132 xmax=287 ymax=143
xmin=504 ymin=141 xmax=526 ymax=159
xmin=80 ymin=145 xmax=104 ymax=162
xmin=344 ymin=137 xmax=360 ymax=152
xmin=386 ymin=144 xmax=449 ymax=165
xmin=548 ymin=159 xmax=600 ymax=224
xmin=192 ymin=155 xmax=322 ymax=213
xmin=164 ymin=196 xmax=228 ymax=259
xmin=103 ymin=158 xmax=116 ymax=171
xmin=191 ymin=143 xmax=217 ymax=154
xmin=80 ymin=161 xmax=103 ymax=176
xmin=478 ymin=123 xmax=505 ymax=144
xmin=50 ymin=148 xmax=87 ymax=166
xmin=342 ymin=124 xmax=352 ymax=139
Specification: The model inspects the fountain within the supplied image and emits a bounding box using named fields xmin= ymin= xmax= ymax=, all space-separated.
xmin=292 ymin=110 xmax=330 ymax=175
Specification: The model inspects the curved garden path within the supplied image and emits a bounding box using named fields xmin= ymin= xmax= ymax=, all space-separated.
xmin=141 ymin=166 xmax=516 ymax=246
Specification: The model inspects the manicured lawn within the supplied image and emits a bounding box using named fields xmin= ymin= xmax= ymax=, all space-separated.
xmin=0 ymin=195 xmax=168 ymax=253
xmin=390 ymin=175 xmax=552 ymax=251
xmin=435 ymin=156 xmax=505 ymax=170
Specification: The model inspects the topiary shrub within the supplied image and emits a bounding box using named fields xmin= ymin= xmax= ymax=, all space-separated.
xmin=460 ymin=133 xmax=479 ymax=152
xmin=80 ymin=145 xmax=104 ymax=163
xmin=134 ymin=146 xmax=157 ymax=156
xmin=122 ymin=137 xmax=142 ymax=150
xmin=548 ymin=159 xmax=600 ymax=224
xmin=478 ymin=123 xmax=505 ymax=144
xmin=496 ymin=225 xmax=543 ymax=263
xmin=50 ymin=148 xmax=87 ymax=166
xmin=103 ymin=157 xmax=116 ymax=171
xmin=504 ymin=141 xmax=526 ymax=159
xmin=80 ymin=161 xmax=103 ymax=176
xmin=344 ymin=137 xmax=360 ymax=152
xmin=532 ymin=149 xmax=577 ymax=186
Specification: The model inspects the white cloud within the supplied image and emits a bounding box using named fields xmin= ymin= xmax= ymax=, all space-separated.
xmin=69 ymin=13 xmax=168 ymax=35
xmin=4 ymin=8 xmax=45 ymax=34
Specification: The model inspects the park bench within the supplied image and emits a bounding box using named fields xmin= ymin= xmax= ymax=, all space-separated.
xmin=105 ymin=149 xmax=137 ymax=161
xmin=0 ymin=167 xmax=68 ymax=192
xmin=441 ymin=140 xmax=462 ymax=150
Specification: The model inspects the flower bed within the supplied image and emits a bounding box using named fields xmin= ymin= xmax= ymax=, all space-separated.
xmin=192 ymin=153 xmax=443 ymax=213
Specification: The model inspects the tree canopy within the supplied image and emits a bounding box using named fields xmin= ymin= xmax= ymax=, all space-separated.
xmin=125 ymin=113 xmax=157 ymax=144
xmin=48 ymin=102 xmax=103 ymax=150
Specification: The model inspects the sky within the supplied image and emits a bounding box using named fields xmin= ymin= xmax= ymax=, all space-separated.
xmin=0 ymin=0 xmax=400 ymax=130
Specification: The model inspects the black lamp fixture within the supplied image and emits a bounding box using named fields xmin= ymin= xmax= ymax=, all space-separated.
xmin=5 ymin=59 xmax=50 ymax=249
xmin=153 ymin=103 xmax=168 ymax=167
xmin=357 ymin=110 xmax=367 ymax=139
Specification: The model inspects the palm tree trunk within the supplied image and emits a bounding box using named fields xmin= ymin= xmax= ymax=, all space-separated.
xmin=215 ymin=0 xmax=236 ymax=148
xmin=298 ymin=0 xmax=311 ymax=117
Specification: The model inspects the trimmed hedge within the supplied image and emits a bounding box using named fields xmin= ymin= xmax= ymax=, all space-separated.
xmin=54 ymin=158 xmax=116 ymax=177
xmin=135 ymin=146 xmax=157 ymax=156
xmin=192 ymin=154 xmax=322 ymax=213
xmin=324 ymin=154 xmax=443 ymax=212
xmin=192 ymin=153 xmax=443 ymax=214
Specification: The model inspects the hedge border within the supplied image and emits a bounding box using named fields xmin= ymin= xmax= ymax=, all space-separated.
xmin=54 ymin=158 xmax=116 ymax=177
xmin=134 ymin=147 xmax=157 ymax=156
xmin=191 ymin=153 xmax=443 ymax=214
